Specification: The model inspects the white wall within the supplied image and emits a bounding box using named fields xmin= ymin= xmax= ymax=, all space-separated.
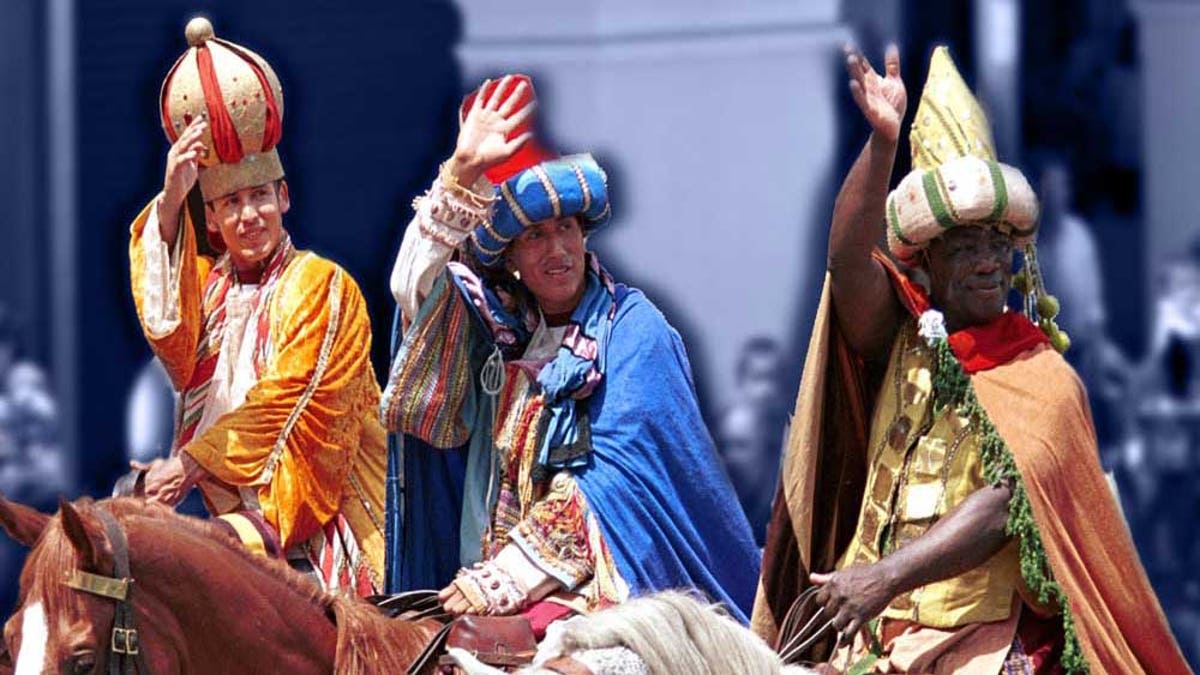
xmin=974 ymin=0 xmax=1021 ymax=161
xmin=1135 ymin=1 xmax=1200 ymax=301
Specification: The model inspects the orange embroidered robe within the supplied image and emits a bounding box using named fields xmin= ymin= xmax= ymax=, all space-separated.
xmin=128 ymin=198 xmax=386 ymax=593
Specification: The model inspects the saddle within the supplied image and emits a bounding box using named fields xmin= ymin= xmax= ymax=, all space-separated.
xmin=371 ymin=591 xmax=538 ymax=674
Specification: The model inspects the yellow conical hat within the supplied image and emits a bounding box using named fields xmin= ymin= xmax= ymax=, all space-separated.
xmin=886 ymin=48 xmax=1066 ymax=351
xmin=909 ymin=46 xmax=996 ymax=170
xmin=885 ymin=46 xmax=1038 ymax=265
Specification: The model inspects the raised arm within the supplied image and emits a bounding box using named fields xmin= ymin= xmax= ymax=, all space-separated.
xmin=390 ymin=75 xmax=535 ymax=328
xmin=128 ymin=117 xmax=214 ymax=391
xmin=156 ymin=117 xmax=207 ymax=243
xmin=828 ymin=45 xmax=908 ymax=361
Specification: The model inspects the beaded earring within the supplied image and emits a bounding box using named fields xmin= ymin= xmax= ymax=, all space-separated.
xmin=1013 ymin=244 xmax=1069 ymax=353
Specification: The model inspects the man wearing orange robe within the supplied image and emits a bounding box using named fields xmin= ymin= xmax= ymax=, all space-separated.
xmin=125 ymin=18 xmax=385 ymax=597
xmin=753 ymin=45 xmax=1189 ymax=673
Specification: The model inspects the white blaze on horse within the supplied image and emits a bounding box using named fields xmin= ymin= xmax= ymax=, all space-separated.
xmin=12 ymin=601 xmax=46 ymax=675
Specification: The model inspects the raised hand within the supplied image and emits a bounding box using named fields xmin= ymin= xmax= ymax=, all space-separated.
xmin=158 ymin=117 xmax=208 ymax=242
xmin=449 ymin=75 xmax=536 ymax=187
xmin=845 ymin=44 xmax=907 ymax=143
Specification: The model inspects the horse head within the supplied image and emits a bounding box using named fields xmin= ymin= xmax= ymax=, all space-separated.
xmin=0 ymin=496 xmax=193 ymax=674
xmin=1 ymin=495 xmax=332 ymax=673
xmin=0 ymin=494 xmax=436 ymax=674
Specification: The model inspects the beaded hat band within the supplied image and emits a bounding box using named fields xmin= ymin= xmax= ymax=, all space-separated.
xmin=475 ymin=153 xmax=611 ymax=268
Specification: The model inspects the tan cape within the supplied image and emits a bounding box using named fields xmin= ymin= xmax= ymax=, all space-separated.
xmin=753 ymin=265 xmax=1189 ymax=673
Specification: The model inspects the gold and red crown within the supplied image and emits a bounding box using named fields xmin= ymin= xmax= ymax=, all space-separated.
xmin=160 ymin=17 xmax=285 ymax=201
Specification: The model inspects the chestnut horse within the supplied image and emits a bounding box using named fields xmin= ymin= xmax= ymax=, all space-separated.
xmin=0 ymin=495 xmax=437 ymax=674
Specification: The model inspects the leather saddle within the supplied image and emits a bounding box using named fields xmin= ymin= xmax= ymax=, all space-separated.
xmin=371 ymin=591 xmax=537 ymax=674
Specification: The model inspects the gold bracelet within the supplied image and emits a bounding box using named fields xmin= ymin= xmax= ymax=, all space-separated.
xmin=439 ymin=160 xmax=495 ymax=209
xmin=439 ymin=160 xmax=462 ymax=191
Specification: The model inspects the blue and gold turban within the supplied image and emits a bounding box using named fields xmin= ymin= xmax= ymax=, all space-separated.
xmin=472 ymin=153 xmax=611 ymax=268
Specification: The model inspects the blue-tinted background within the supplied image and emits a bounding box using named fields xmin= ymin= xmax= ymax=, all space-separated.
xmin=0 ymin=0 xmax=1196 ymax=664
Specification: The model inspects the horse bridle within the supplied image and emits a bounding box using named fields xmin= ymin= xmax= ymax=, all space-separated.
xmin=62 ymin=507 xmax=149 ymax=675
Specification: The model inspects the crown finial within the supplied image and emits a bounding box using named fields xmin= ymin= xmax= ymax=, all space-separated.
xmin=185 ymin=17 xmax=214 ymax=47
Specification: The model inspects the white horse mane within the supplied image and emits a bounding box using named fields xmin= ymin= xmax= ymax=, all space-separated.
xmin=448 ymin=590 xmax=816 ymax=675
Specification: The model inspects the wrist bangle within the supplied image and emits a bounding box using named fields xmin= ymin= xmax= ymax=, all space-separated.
xmin=439 ymin=161 xmax=495 ymax=210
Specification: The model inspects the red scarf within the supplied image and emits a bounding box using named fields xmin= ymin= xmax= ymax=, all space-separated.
xmin=881 ymin=254 xmax=1049 ymax=374
xmin=178 ymin=237 xmax=298 ymax=445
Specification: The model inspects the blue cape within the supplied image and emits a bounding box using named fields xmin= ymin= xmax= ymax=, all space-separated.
xmin=387 ymin=277 xmax=759 ymax=622
xmin=575 ymin=286 xmax=760 ymax=621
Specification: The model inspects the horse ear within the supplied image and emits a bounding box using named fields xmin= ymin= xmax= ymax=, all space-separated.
xmin=59 ymin=498 xmax=107 ymax=572
xmin=0 ymin=492 xmax=50 ymax=547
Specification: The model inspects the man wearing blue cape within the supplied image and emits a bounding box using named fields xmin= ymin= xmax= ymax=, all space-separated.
xmin=382 ymin=75 xmax=759 ymax=628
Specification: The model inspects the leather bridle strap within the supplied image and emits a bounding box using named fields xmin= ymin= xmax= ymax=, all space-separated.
xmin=95 ymin=508 xmax=148 ymax=675
xmin=63 ymin=508 xmax=149 ymax=675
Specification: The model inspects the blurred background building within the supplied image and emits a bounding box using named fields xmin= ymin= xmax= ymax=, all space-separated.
xmin=0 ymin=0 xmax=1196 ymax=663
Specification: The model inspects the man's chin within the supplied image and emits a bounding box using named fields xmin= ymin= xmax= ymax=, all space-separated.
xmin=536 ymin=290 xmax=576 ymax=309
xmin=967 ymin=306 xmax=1007 ymax=326
xmin=535 ymin=276 xmax=582 ymax=294
xmin=531 ymin=281 xmax=585 ymax=311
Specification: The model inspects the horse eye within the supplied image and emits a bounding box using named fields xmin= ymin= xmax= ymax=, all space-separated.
xmin=70 ymin=652 xmax=97 ymax=675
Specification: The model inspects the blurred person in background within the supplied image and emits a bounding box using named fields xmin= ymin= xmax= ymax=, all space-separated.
xmin=0 ymin=305 xmax=66 ymax=507
xmin=1124 ymin=240 xmax=1200 ymax=659
xmin=1142 ymin=243 xmax=1200 ymax=400
xmin=718 ymin=336 xmax=789 ymax=546
xmin=1034 ymin=157 xmax=1132 ymax=454
xmin=0 ymin=304 xmax=67 ymax=614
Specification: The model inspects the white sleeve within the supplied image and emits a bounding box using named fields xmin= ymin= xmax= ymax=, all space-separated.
xmin=389 ymin=174 xmax=495 ymax=327
xmin=493 ymin=543 xmax=559 ymax=598
xmin=139 ymin=195 xmax=185 ymax=338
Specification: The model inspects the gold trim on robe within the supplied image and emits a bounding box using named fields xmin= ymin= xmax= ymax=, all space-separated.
xmin=129 ymin=198 xmax=387 ymax=590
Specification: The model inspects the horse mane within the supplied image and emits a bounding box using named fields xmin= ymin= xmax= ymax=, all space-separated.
xmin=329 ymin=597 xmax=437 ymax=674
xmin=546 ymin=590 xmax=813 ymax=675
xmin=20 ymin=498 xmax=433 ymax=672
